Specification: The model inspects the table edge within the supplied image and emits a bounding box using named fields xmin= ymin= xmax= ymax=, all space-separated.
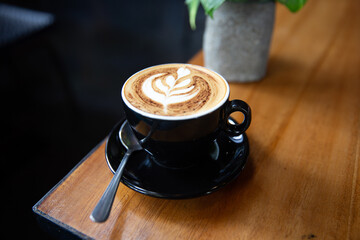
xmin=32 ymin=138 xmax=106 ymax=240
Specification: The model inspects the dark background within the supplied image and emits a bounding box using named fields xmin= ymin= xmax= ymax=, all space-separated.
xmin=1 ymin=0 xmax=204 ymax=239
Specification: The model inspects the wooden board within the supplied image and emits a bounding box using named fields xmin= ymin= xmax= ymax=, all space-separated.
xmin=34 ymin=0 xmax=360 ymax=239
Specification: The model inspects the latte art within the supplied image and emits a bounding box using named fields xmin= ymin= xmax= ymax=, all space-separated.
xmin=122 ymin=64 xmax=229 ymax=117
xmin=142 ymin=67 xmax=200 ymax=114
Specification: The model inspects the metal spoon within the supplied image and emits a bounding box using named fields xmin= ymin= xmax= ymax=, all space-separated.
xmin=90 ymin=121 xmax=142 ymax=222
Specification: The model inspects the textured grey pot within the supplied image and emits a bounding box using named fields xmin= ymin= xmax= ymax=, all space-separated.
xmin=203 ymin=0 xmax=275 ymax=82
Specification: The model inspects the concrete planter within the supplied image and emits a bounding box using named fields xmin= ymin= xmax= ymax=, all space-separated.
xmin=203 ymin=0 xmax=275 ymax=82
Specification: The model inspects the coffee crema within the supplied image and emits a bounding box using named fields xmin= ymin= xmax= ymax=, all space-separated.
xmin=122 ymin=64 xmax=229 ymax=117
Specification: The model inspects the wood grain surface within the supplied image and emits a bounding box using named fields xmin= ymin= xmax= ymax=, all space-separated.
xmin=34 ymin=0 xmax=360 ymax=239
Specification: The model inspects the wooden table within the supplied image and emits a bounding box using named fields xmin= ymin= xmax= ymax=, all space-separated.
xmin=33 ymin=0 xmax=359 ymax=239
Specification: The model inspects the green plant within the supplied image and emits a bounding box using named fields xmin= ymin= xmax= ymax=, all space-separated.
xmin=186 ymin=0 xmax=308 ymax=29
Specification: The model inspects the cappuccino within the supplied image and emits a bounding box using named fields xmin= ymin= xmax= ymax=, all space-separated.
xmin=122 ymin=64 xmax=229 ymax=117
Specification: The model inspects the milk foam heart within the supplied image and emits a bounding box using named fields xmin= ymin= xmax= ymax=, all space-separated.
xmin=122 ymin=64 xmax=229 ymax=117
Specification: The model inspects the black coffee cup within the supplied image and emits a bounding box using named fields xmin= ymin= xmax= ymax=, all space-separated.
xmin=121 ymin=64 xmax=251 ymax=168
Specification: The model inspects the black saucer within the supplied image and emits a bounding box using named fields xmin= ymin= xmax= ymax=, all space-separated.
xmin=105 ymin=120 xmax=249 ymax=199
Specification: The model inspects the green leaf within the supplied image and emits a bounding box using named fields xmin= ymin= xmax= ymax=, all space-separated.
xmin=227 ymin=0 xmax=257 ymax=2
xmin=186 ymin=0 xmax=307 ymax=30
xmin=200 ymin=0 xmax=226 ymax=18
xmin=186 ymin=0 xmax=200 ymax=30
xmin=277 ymin=0 xmax=308 ymax=12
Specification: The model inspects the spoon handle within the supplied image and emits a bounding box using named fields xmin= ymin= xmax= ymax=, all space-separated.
xmin=90 ymin=151 xmax=131 ymax=222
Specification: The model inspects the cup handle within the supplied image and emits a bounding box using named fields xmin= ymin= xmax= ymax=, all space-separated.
xmin=223 ymin=100 xmax=251 ymax=136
